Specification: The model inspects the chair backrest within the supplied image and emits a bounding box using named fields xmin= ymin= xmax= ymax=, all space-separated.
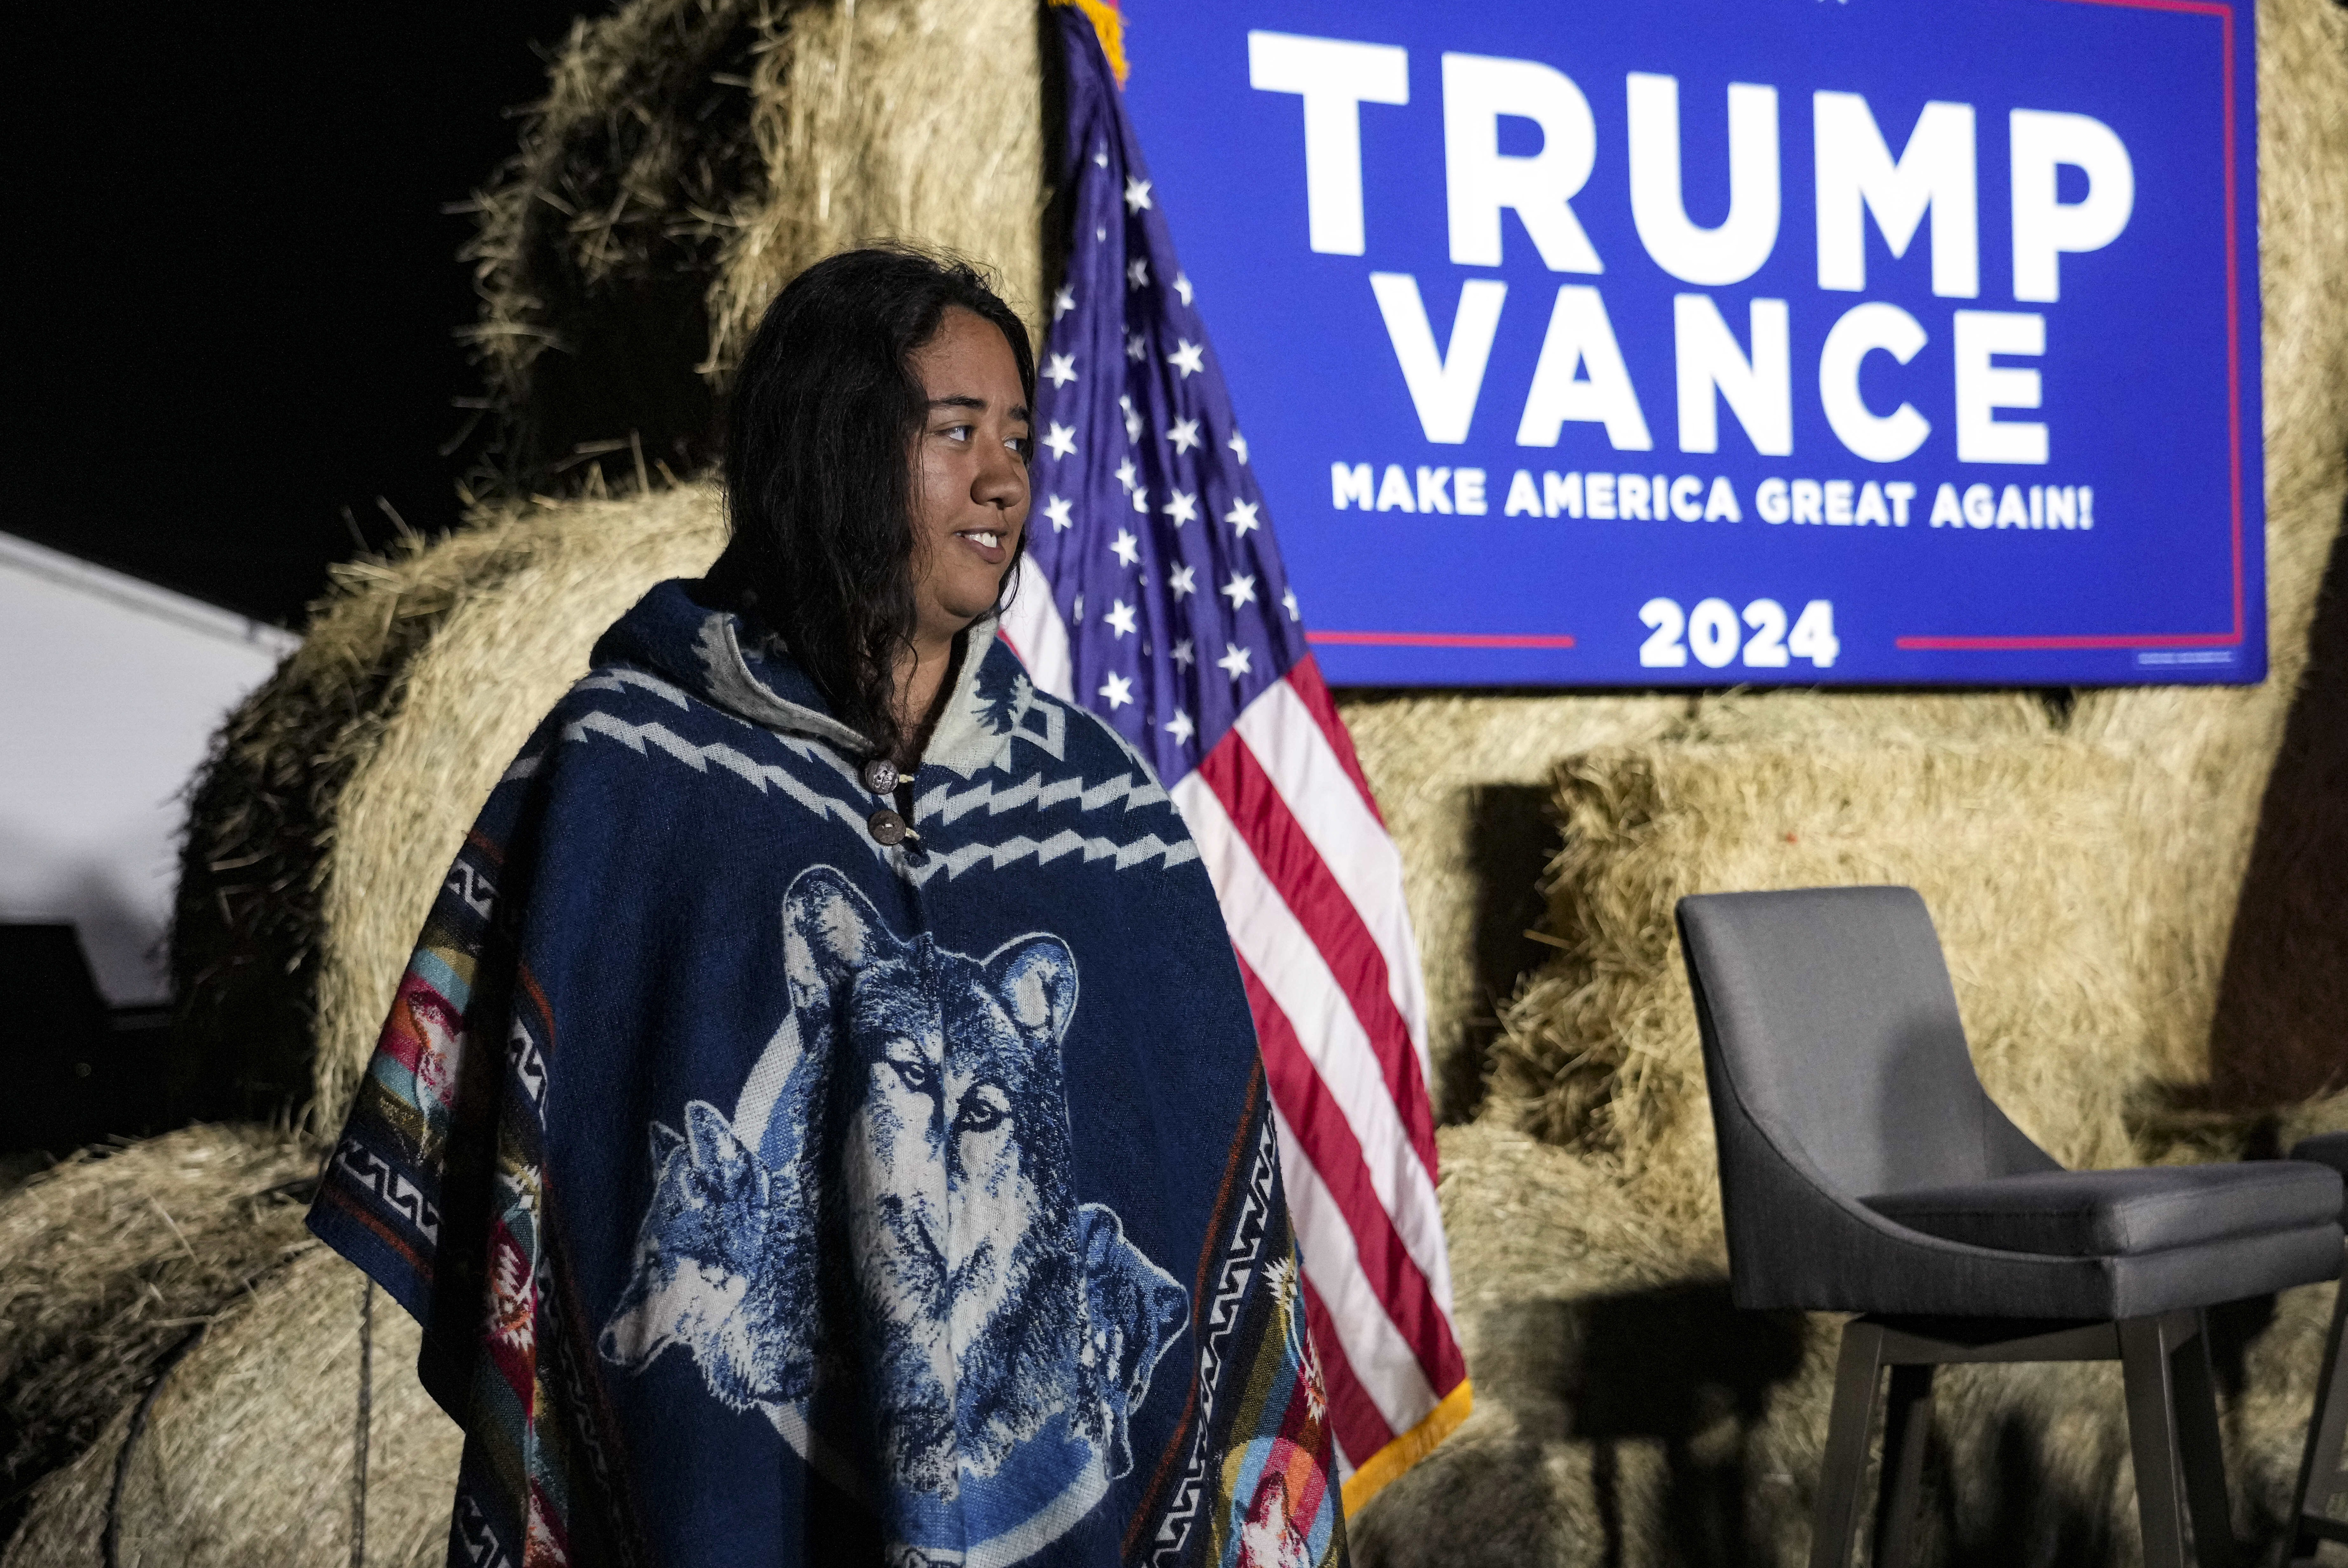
xmin=1677 ymin=886 xmax=2056 ymax=1207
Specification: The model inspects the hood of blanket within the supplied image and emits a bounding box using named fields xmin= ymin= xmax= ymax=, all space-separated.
xmin=588 ymin=578 xmax=1060 ymax=782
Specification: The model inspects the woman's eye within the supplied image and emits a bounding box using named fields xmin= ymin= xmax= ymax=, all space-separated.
xmin=939 ymin=424 xmax=972 ymax=444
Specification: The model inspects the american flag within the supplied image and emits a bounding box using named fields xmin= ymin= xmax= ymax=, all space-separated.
xmin=999 ymin=3 xmax=1470 ymax=1510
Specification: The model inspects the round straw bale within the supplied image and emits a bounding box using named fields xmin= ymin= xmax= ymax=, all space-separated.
xmin=1336 ymin=693 xmax=1690 ymax=1122
xmin=461 ymin=0 xmax=1046 ymax=496
xmin=703 ymin=0 xmax=1047 ymax=376
xmin=459 ymin=0 xmax=773 ymax=487
xmin=3 ymin=1248 xmax=459 ymax=1568
xmin=311 ymin=486 xmax=727 ymax=1126
xmin=0 ymin=1125 xmax=315 ymax=1526
xmin=171 ymin=522 xmax=568 ymax=1116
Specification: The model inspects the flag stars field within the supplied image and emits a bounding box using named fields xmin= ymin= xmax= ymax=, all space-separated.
xmin=1111 ymin=528 xmax=1140 ymax=567
xmin=1044 ymin=353 xmax=1078 ymax=387
xmin=1043 ymin=423 xmax=1077 ymax=459
xmin=1168 ymin=340 xmax=1205 ymax=377
xmin=1221 ymin=571 xmax=1257 ymax=610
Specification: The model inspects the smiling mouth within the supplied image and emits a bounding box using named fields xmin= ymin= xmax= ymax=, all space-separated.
xmin=956 ymin=528 xmax=1008 ymax=557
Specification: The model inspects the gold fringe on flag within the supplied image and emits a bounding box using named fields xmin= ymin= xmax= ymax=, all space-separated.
xmin=1049 ymin=0 xmax=1128 ymax=85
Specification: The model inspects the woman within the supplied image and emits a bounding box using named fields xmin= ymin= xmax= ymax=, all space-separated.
xmin=309 ymin=248 xmax=1346 ymax=1568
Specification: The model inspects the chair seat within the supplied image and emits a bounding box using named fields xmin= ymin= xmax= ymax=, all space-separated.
xmin=2292 ymin=1131 xmax=2348 ymax=1191
xmin=1864 ymin=1163 xmax=2345 ymax=1258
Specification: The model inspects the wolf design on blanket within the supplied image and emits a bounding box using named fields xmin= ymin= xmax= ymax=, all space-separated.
xmin=306 ymin=578 xmax=1346 ymax=1568
xmin=599 ymin=866 xmax=1189 ymax=1557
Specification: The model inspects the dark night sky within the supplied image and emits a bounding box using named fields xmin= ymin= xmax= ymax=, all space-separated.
xmin=12 ymin=2 xmax=590 ymax=627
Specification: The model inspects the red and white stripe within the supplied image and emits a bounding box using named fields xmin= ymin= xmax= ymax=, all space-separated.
xmin=1001 ymin=559 xmax=1468 ymax=1489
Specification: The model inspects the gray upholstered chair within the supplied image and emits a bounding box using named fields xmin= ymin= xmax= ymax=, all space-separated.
xmin=1675 ymin=886 xmax=2345 ymax=1568
xmin=2288 ymin=1131 xmax=2348 ymax=1565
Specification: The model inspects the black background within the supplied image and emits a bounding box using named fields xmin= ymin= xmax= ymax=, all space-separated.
xmin=11 ymin=2 xmax=590 ymax=627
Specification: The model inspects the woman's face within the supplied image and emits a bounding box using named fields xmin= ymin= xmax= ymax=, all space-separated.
xmin=907 ymin=307 xmax=1032 ymax=649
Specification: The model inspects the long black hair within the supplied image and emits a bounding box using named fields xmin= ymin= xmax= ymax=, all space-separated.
xmin=712 ymin=246 xmax=1036 ymax=761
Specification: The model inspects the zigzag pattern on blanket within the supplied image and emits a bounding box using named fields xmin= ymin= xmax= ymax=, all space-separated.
xmin=562 ymin=710 xmax=871 ymax=830
xmin=556 ymin=680 xmax=1205 ymax=889
xmin=904 ymin=831 xmax=1201 ymax=886
xmin=916 ymin=770 xmax=1171 ymax=824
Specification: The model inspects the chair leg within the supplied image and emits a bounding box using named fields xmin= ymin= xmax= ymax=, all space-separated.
xmin=2169 ymin=1310 xmax=2238 ymax=1568
xmin=2291 ymin=1247 xmax=2348 ymax=1564
xmin=2122 ymin=1314 xmax=2192 ymax=1568
xmin=1870 ymin=1363 xmax=1935 ymax=1568
xmin=1810 ymin=1318 xmax=1886 ymax=1568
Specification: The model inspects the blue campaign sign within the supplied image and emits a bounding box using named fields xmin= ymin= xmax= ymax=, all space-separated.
xmin=1119 ymin=0 xmax=2263 ymax=686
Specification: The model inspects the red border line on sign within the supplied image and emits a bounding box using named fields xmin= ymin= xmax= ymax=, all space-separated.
xmin=1897 ymin=0 xmax=2244 ymax=653
xmin=1308 ymin=631 xmax=1577 ymax=650
xmin=1898 ymin=632 xmax=2237 ymax=651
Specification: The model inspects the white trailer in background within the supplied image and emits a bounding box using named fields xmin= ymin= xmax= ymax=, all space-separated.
xmin=0 ymin=532 xmax=299 ymax=1005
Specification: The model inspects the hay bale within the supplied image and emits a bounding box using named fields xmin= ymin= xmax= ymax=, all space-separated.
xmin=702 ymin=0 xmax=1046 ymax=375
xmin=171 ymin=521 xmax=567 ymax=1115
xmin=3 ymin=1248 xmax=460 ymax=1568
xmin=459 ymin=0 xmax=1044 ymax=495
xmin=2206 ymin=510 xmax=2348 ymax=1111
xmin=167 ymin=486 xmax=721 ymax=1133
xmin=311 ymin=487 xmax=727 ymax=1125
xmin=457 ymin=0 xmax=772 ymax=487
xmin=1489 ymin=739 xmax=2160 ymax=1242
xmin=1337 ymin=690 xmax=2062 ymax=1122
xmin=2056 ymin=0 xmax=2348 ymax=1109
xmin=1334 ymin=694 xmax=1688 ymax=1120
xmin=0 ymin=1126 xmax=315 ymax=1524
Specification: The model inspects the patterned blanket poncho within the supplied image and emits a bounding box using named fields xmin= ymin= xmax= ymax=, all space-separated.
xmin=309 ymin=580 xmax=1345 ymax=1568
